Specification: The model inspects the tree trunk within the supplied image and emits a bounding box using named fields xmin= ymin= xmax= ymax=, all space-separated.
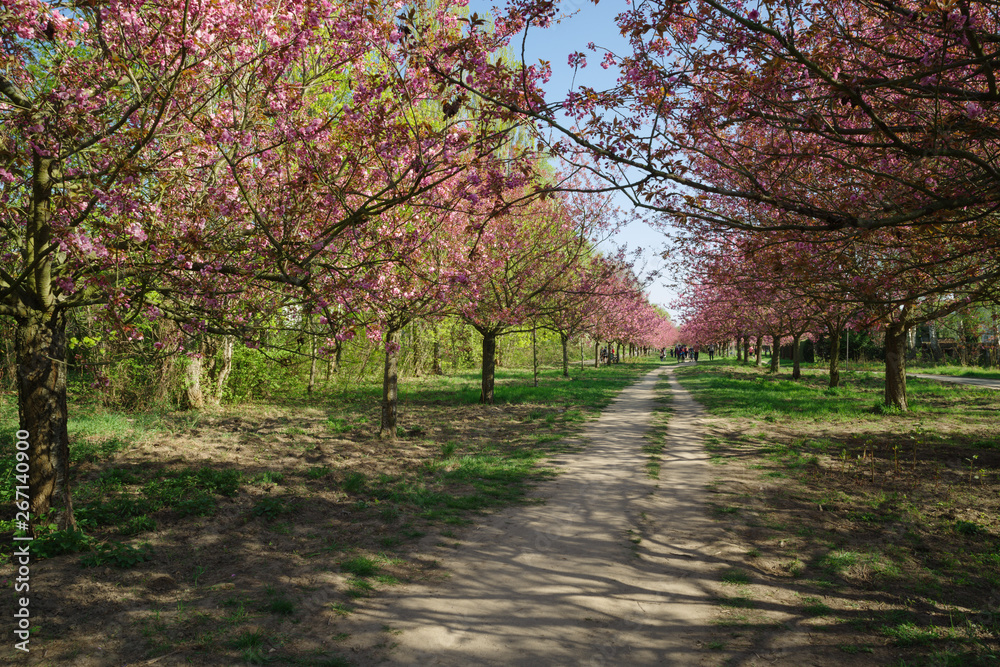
xmin=213 ymin=336 xmax=234 ymax=403
xmin=15 ymin=309 xmax=75 ymax=529
xmin=182 ymin=351 xmax=205 ymax=409
xmin=560 ymin=332 xmax=569 ymax=377
xmin=307 ymin=333 xmax=318 ymax=394
xmin=791 ymin=334 xmax=802 ymax=379
xmin=884 ymin=323 xmax=909 ymax=411
xmin=735 ymin=337 xmax=743 ymax=362
xmin=432 ymin=325 xmax=443 ymax=375
xmin=594 ymin=341 xmax=600 ymax=368
xmin=532 ymin=325 xmax=539 ymax=387
xmin=379 ymin=327 xmax=402 ymax=438
xmin=480 ymin=331 xmax=498 ymax=404
xmin=410 ymin=323 xmax=422 ymax=377
xmin=769 ymin=332 xmax=781 ymax=373
xmin=742 ymin=335 xmax=750 ymax=364
xmin=828 ymin=327 xmax=841 ymax=388
xmin=755 ymin=334 xmax=763 ymax=367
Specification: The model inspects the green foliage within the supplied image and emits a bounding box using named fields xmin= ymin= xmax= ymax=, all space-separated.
xmin=881 ymin=621 xmax=939 ymax=647
xmin=75 ymin=465 xmax=242 ymax=528
xmin=872 ymin=402 xmax=903 ymax=416
xmin=342 ymin=472 xmax=367 ymax=494
xmin=250 ymin=498 xmax=288 ymax=521
xmin=226 ymin=344 xmax=305 ymax=402
xmin=264 ymin=595 xmax=296 ymax=616
xmin=345 ymin=578 xmax=374 ymax=598
xmin=340 ymin=556 xmax=379 ymax=577
xmin=955 ymin=520 xmax=985 ymax=536
xmin=230 ymin=629 xmax=269 ymax=665
xmin=325 ymin=417 xmax=351 ymax=434
xmin=120 ymin=515 xmax=157 ymax=536
xmin=306 ymin=466 xmax=331 ymax=480
xmin=251 ymin=470 xmax=286 ymax=485
xmin=720 ymin=568 xmax=751 ymax=584
xmin=30 ymin=528 xmax=95 ymax=558
xmin=80 ymin=541 xmax=154 ymax=568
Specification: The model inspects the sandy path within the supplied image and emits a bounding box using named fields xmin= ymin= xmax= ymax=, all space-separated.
xmin=350 ymin=365 xmax=732 ymax=666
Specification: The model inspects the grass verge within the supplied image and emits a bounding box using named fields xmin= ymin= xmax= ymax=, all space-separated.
xmin=675 ymin=360 xmax=999 ymax=665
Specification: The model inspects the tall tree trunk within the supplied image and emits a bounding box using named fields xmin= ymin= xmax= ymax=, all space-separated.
xmin=2 ymin=320 xmax=18 ymax=393
xmin=791 ymin=334 xmax=802 ymax=379
xmin=214 ymin=336 xmax=234 ymax=403
xmin=735 ymin=337 xmax=743 ymax=362
xmin=594 ymin=340 xmax=600 ymax=368
xmin=755 ymin=334 xmax=763 ymax=367
xmin=379 ymin=327 xmax=402 ymax=438
xmin=742 ymin=335 xmax=750 ymax=364
xmin=182 ymin=350 xmax=205 ymax=409
xmin=828 ymin=327 xmax=841 ymax=388
xmin=532 ymin=325 xmax=539 ymax=387
xmin=307 ymin=333 xmax=318 ymax=394
xmin=769 ymin=332 xmax=781 ymax=373
xmin=884 ymin=323 xmax=909 ymax=411
xmin=411 ymin=323 xmax=422 ymax=377
xmin=16 ymin=309 xmax=75 ymax=529
xmin=480 ymin=331 xmax=498 ymax=405
xmin=560 ymin=332 xmax=570 ymax=377
xmin=432 ymin=324 xmax=443 ymax=375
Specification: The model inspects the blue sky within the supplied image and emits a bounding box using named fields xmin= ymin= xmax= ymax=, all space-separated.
xmin=468 ymin=0 xmax=681 ymax=318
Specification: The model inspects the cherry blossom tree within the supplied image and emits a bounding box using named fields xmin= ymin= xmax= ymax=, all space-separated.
xmin=0 ymin=0 xmax=532 ymax=524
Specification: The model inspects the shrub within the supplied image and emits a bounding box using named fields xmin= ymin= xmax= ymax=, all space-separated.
xmin=80 ymin=542 xmax=154 ymax=568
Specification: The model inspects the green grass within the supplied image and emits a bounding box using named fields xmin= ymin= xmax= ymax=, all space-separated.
xmin=720 ymin=568 xmax=751 ymax=585
xmin=1 ymin=356 xmax=666 ymax=663
xmin=674 ymin=361 xmax=999 ymax=421
xmin=906 ymin=364 xmax=1000 ymax=380
xmin=674 ymin=360 xmax=1000 ymax=665
xmin=340 ymin=556 xmax=379 ymax=577
xmin=397 ymin=361 xmax=659 ymax=409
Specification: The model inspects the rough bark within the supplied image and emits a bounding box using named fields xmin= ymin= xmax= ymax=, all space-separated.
xmin=480 ymin=331 xmax=498 ymax=405
xmin=560 ymin=332 xmax=569 ymax=377
xmin=769 ymin=332 xmax=781 ymax=373
xmin=432 ymin=325 xmax=443 ymax=375
xmin=743 ymin=335 xmax=751 ymax=364
xmin=532 ymin=326 xmax=539 ymax=387
xmin=379 ymin=328 xmax=402 ymax=439
xmin=884 ymin=323 xmax=909 ymax=411
xmin=307 ymin=333 xmax=318 ymax=394
xmin=182 ymin=351 xmax=205 ymax=409
xmin=828 ymin=327 xmax=841 ymax=388
xmin=594 ymin=341 xmax=600 ymax=368
xmin=791 ymin=334 xmax=802 ymax=380
xmin=755 ymin=334 xmax=764 ymax=367
xmin=16 ymin=309 xmax=75 ymax=528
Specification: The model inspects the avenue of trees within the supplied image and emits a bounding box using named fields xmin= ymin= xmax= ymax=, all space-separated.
xmin=422 ymin=0 xmax=1000 ymax=408
xmin=1 ymin=0 xmax=676 ymax=528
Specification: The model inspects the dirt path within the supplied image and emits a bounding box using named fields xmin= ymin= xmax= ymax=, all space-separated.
xmin=345 ymin=365 xmax=734 ymax=666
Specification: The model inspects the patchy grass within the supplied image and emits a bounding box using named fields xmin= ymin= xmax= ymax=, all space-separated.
xmin=641 ymin=377 xmax=672 ymax=479
xmin=0 ymin=359 xmax=658 ymax=664
xmin=676 ymin=361 xmax=1000 ymax=666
